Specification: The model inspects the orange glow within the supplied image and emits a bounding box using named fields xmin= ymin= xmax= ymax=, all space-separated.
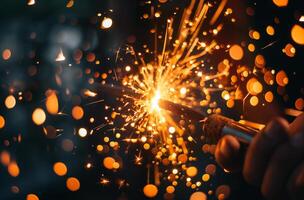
xmin=0 ymin=151 xmax=10 ymax=166
xmin=103 ymin=157 xmax=115 ymax=170
xmin=32 ymin=108 xmax=46 ymax=125
xmin=252 ymin=31 xmax=260 ymax=40
xmin=202 ymin=174 xmax=210 ymax=182
xmin=255 ymin=55 xmax=265 ymax=68
xmin=248 ymin=43 xmax=255 ymax=52
xmin=272 ymin=0 xmax=288 ymax=7
xmin=96 ymin=145 xmax=104 ymax=152
xmin=291 ymin=25 xmax=304 ymax=45
xmin=266 ymin=25 xmax=275 ymax=36
xmin=284 ymin=43 xmax=296 ymax=57
xmin=0 ymin=115 xmax=5 ymax=129
xmin=2 ymin=49 xmax=12 ymax=60
xmin=45 ymin=90 xmax=59 ymax=115
xmin=295 ymin=98 xmax=304 ymax=110
xmin=250 ymin=96 xmax=259 ymax=106
xmin=26 ymin=194 xmax=39 ymax=200
xmin=264 ymin=91 xmax=274 ymax=103
xmin=177 ymin=154 xmax=188 ymax=163
xmin=66 ymin=0 xmax=74 ymax=8
xmin=143 ymin=184 xmax=158 ymax=198
xmin=5 ymin=95 xmax=16 ymax=109
xmin=190 ymin=192 xmax=207 ymax=200
xmin=66 ymin=177 xmax=80 ymax=191
xmin=246 ymin=78 xmax=263 ymax=95
xmin=72 ymin=106 xmax=84 ymax=120
xmin=166 ymin=186 xmax=175 ymax=194
xmin=8 ymin=162 xmax=20 ymax=177
xmin=229 ymin=45 xmax=243 ymax=60
xmin=53 ymin=162 xmax=68 ymax=176
xmin=186 ymin=166 xmax=198 ymax=177
xmin=276 ymin=70 xmax=289 ymax=87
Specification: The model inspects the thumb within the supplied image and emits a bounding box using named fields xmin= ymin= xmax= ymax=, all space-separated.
xmin=215 ymin=135 xmax=244 ymax=172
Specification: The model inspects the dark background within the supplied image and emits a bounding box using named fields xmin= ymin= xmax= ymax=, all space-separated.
xmin=0 ymin=0 xmax=303 ymax=199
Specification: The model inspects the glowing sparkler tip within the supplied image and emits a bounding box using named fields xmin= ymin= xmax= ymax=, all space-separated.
xmin=150 ymin=90 xmax=161 ymax=111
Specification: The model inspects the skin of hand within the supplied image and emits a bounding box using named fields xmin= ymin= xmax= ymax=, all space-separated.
xmin=215 ymin=113 xmax=304 ymax=200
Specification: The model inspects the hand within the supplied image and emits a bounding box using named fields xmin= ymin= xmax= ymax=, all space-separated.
xmin=215 ymin=114 xmax=304 ymax=200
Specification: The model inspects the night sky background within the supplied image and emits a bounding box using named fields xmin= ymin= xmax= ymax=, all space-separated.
xmin=0 ymin=0 xmax=303 ymax=199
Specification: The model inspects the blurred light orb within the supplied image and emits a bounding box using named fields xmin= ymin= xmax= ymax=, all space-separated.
xmin=26 ymin=194 xmax=39 ymax=200
xmin=272 ymin=0 xmax=288 ymax=7
xmin=5 ymin=95 xmax=16 ymax=109
xmin=190 ymin=192 xmax=207 ymax=200
xmin=72 ymin=106 xmax=84 ymax=120
xmin=53 ymin=162 xmax=68 ymax=176
xmin=143 ymin=184 xmax=158 ymax=198
xmin=32 ymin=108 xmax=46 ymax=125
xmin=2 ymin=49 xmax=12 ymax=60
xmin=186 ymin=166 xmax=198 ymax=177
xmin=0 ymin=115 xmax=5 ymax=129
xmin=45 ymin=90 xmax=59 ymax=114
xmin=101 ymin=17 xmax=113 ymax=29
xmin=229 ymin=45 xmax=243 ymax=60
xmin=66 ymin=177 xmax=80 ymax=191
xmin=78 ymin=128 xmax=87 ymax=137
xmin=295 ymin=98 xmax=304 ymax=110
xmin=103 ymin=157 xmax=115 ymax=169
xmin=166 ymin=186 xmax=175 ymax=194
xmin=291 ymin=25 xmax=304 ymax=45
xmin=8 ymin=162 xmax=20 ymax=177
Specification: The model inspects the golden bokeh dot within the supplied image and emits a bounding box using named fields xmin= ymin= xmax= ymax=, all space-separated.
xmin=255 ymin=54 xmax=266 ymax=68
xmin=78 ymin=128 xmax=87 ymax=137
xmin=186 ymin=166 xmax=198 ymax=177
xmin=265 ymin=91 xmax=274 ymax=103
xmin=177 ymin=154 xmax=188 ymax=163
xmin=295 ymin=98 xmax=304 ymax=110
xmin=250 ymin=96 xmax=259 ymax=106
xmin=26 ymin=194 xmax=39 ymax=200
xmin=246 ymin=78 xmax=263 ymax=95
xmin=248 ymin=43 xmax=255 ymax=52
xmin=190 ymin=192 xmax=207 ymax=200
xmin=32 ymin=108 xmax=46 ymax=125
xmin=143 ymin=184 xmax=158 ymax=198
xmin=206 ymin=164 xmax=216 ymax=175
xmin=8 ymin=162 xmax=20 ymax=177
xmin=101 ymin=17 xmax=113 ymax=29
xmin=72 ymin=106 xmax=84 ymax=120
xmin=66 ymin=177 xmax=80 ymax=192
xmin=96 ymin=145 xmax=104 ymax=152
xmin=291 ymin=24 xmax=304 ymax=45
xmin=45 ymin=91 xmax=59 ymax=115
xmin=272 ymin=0 xmax=288 ymax=7
xmin=166 ymin=185 xmax=175 ymax=194
xmin=113 ymin=162 xmax=120 ymax=169
xmin=0 ymin=151 xmax=10 ymax=166
xmin=252 ymin=31 xmax=260 ymax=40
xmin=229 ymin=45 xmax=244 ymax=60
xmin=103 ymin=157 xmax=115 ymax=170
xmin=53 ymin=162 xmax=68 ymax=176
xmin=0 ymin=115 xmax=5 ymax=129
xmin=276 ymin=70 xmax=289 ymax=87
xmin=2 ymin=49 xmax=12 ymax=60
xmin=266 ymin=25 xmax=275 ymax=36
xmin=284 ymin=43 xmax=296 ymax=57
xmin=5 ymin=95 xmax=16 ymax=109
xmin=202 ymin=174 xmax=210 ymax=182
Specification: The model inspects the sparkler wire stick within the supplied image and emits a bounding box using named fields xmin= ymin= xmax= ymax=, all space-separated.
xmin=90 ymin=84 xmax=259 ymax=144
